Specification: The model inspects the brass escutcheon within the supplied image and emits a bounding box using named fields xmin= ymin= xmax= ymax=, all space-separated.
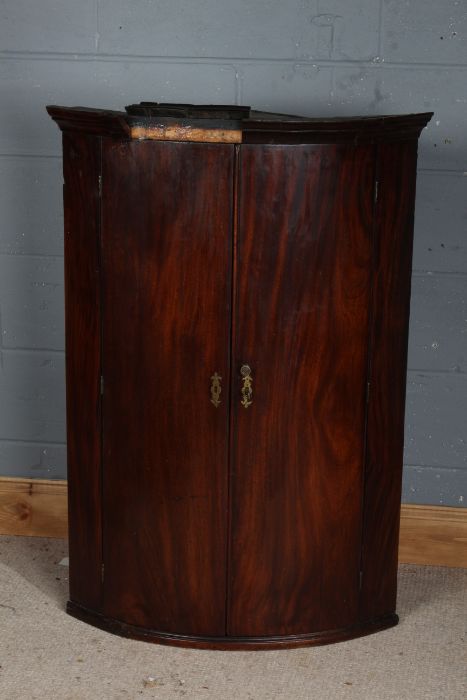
xmin=240 ymin=364 xmax=253 ymax=408
xmin=210 ymin=372 xmax=222 ymax=408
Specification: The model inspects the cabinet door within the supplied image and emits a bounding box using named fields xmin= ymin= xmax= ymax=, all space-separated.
xmin=101 ymin=140 xmax=233 ymax=636
xmin=228 ymin=144 xmax=375 ymax=637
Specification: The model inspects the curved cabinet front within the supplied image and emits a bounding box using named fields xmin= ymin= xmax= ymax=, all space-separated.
xmin=51 ymin=106 xmax=430 ymax=649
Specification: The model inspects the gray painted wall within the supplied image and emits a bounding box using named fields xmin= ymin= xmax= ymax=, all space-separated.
xmin=0 ymin=0 xmax=465 ymax=506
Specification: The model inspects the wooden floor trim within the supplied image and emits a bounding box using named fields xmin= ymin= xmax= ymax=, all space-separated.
xmin=0 ymin=478 xmax=465 ymax=567
xmin=0 ymin=476 xmax=67 ymax=538
xmin=398 ymin=503 xmax=467 ymax=567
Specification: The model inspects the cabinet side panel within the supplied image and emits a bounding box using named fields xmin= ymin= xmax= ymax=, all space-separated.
xmin=360 ymin=140 xmax=418 ymax=620
xmin=101 ymin=140 xmax=233 ymax=636
xmin=229 ymin=144 xmax=374 ymax=637
xmin=62 ymin=133 xmax=102 ymax=609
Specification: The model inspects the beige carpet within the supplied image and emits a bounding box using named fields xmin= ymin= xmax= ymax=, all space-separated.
xmin=0 ymin=536 xmax=465 ymax=700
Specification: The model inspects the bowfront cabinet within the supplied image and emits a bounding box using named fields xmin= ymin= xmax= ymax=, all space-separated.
xmin=48 ymin=103 xmax=431 ymax=649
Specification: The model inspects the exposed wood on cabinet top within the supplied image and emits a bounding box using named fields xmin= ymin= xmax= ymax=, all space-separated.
xmin=129 ymin=124 xmax=242 ymax=143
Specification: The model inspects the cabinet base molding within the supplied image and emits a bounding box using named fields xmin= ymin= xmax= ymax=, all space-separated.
xmin=0 ymin=478 xmax=465 ymax=568
xmin=66 ymin=600 xmax=398 ymax=650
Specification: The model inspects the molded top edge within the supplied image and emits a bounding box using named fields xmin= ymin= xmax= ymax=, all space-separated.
xmin=46 ymin=104 xmax=433 ymax=142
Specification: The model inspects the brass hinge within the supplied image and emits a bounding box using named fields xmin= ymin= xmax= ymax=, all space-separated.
xmin=98 ymin=174 xmax=102 ymax=197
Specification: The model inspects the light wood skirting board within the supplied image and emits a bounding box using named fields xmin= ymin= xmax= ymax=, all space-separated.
xmin=399 ymin=504 xmax=467 ymax=567
xmin=0 ymin=478 xmax=465 ymax=567
xmin=0 ymin=477 xmax=67 ymax=539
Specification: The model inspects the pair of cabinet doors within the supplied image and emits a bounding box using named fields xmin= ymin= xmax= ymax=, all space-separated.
xmin=95 ymin=139 xmax=374 ymax=638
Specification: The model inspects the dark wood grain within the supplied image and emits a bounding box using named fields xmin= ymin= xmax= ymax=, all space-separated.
xmin=359 ymin=140 xmax=419 ymax=621
xmin=228 ymin=144 xmax=375 ymax=636
xmin=49 ymin=104 xmax=431 ymax=649
xmin=100 ymin=140 xmax=234 ymax=636
xmin=242 ymin=112 xmax=433 ymax=144
xmin=62 ymin=132 xmax=103 ymax=609
xmin=47 ymin=106 xmax=129 ymax=137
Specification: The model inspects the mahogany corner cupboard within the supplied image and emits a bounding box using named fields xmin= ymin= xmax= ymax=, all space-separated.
xmin=48 ymin=102 xmax=432 ymax=650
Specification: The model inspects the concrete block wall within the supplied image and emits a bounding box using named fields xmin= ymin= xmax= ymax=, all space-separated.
xmin=0 ymin=0 xmax=465 ymax=505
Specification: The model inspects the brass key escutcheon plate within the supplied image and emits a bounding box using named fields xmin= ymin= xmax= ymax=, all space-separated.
xmin=210 ymin=372 xmax=222 ymax=407
xmin=240 ymin=365 xmax=253 ymax=408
